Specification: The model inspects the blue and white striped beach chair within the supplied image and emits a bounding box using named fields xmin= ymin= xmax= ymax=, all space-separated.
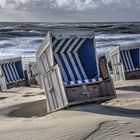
xmin=36 ymin=30 xmax=116 ymax=113
xmin=108 ymin=44 xmax=140 ymax=81
xmin=0 ymin=57 xmax=25 ymax=91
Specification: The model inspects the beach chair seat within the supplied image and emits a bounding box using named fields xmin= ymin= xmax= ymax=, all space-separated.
xmin=64 ymin=78 xmax=103 ymax=85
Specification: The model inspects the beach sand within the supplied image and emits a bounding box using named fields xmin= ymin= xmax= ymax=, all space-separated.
xmin=0 ymin=79 xmax=140 ymax=140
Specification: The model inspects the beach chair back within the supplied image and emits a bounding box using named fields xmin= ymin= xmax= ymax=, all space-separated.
xmin=37 ymin=30 xmax=101 ymax=84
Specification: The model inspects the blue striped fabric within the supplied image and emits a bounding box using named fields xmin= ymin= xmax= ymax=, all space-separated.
xmin=64 ymin=78 xmax=103 ymax=85
xmin=120 ymin=48 xmax=140 ymax=72
xmin=1 ymin=62 xmax=24 ymax=84
xmin=52 ymin=37 xmax=99 ymax=84
xmin=130 ymin=48 xmax=140 ymax=70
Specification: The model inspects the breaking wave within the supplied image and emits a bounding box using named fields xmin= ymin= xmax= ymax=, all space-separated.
xmin=0 ymin=22 xmax=140 ymax=59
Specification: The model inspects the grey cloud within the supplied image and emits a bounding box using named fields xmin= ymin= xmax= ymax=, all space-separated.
xmin=0 ymin=0 xmax=140 ymax=11
xmin=0 ymin=0 xmax=140 ymax=22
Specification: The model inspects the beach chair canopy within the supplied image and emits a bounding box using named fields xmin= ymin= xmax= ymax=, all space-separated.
xmin=37 ymin=30 xmax=100 ymax=85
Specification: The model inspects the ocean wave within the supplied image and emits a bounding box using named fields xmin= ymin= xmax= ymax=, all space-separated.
xmin=96 ymin=34 xmax=140 ymax=42
xmin=0 ymin=22 xmax=140 ymax=58
xmin=29 ymin=39 xmax=43 ymax=44
xmin=4 ymin=30 xmax=44 ymax=37
xmin=0 ymin=40 xmax=16 ymax=48
xmin=0 ymin=22 xmax=140 ymax=36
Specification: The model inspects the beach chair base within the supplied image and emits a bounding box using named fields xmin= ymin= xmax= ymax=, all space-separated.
xmin=125 ymin=71 xmax=140 ymax=80
xmin=65 ymin=80 xmax=116 ymax=103
xmin=7 ymin=80 xmax=28 ymax=89
xmin=43 ymin=65 xmax=116 ymax=114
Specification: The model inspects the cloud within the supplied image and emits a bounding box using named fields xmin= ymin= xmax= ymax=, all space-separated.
xmin=52 ymin=0 xmax=140 ymax=11
xmin=0 ymin=0 xmax=28 ymax=9
xmin=0 ymin=0 xmax=140 ymax=12
xmin=0 ymin=0 xmax=47 ymax=11
xmin=0 ymin=0 xmax=140 ymax=22
xmin=52 ymin=0 xmax=116 ymax=11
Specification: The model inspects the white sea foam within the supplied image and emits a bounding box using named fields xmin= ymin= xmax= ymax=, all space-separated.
xmin=0 ymin=22 xmax=140 ymax=59
xmin=0 ymin=37 xmax=43 ymax=59
xmin=95 ymin=33 xmax=140 ymax=53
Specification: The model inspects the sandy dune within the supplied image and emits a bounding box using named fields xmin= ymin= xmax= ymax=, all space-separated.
xmin=0 ymin=80 xmax=140 ymax=140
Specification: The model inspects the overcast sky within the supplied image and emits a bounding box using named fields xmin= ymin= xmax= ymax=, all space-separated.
xmin=0 ymin=0 xmax=140 ymax=22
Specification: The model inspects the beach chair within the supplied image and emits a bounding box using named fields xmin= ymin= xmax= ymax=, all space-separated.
xmin=0 ymin=57 xmax=25 ymax=91
xmin=36 ymin=30 xmax=116 ymax=113
xmin=108 ymin=44 xmax=140 ymax=81
xmin=98 ymin=52 xmax=107 ymax=63
xmin=28 ymin=62 xmax=43 ymax=88
xmin=97 ymin=53 xmax=114 ymax=78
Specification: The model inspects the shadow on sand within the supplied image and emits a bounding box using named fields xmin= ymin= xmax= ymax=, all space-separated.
xmin=69 ymin=103 xmax=140 ymax=119
xmin=116 ymin=86 xmax=140 ymax=92
xmin=1 ymin=99 xmax=47 ymax=118
xmin=1 ymin=99 xmax=140 ymax=119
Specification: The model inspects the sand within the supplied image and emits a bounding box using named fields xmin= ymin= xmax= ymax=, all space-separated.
xmin=0 ymin=79 xmax=140 ymax=140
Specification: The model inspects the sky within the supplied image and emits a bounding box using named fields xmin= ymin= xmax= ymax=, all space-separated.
xmin=0 ymin=0 xmax=140 ymax=22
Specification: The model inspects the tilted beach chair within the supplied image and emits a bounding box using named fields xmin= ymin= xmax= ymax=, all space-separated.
xmin=36 ymin=30 xmax=116 ymax=113
xmin=0 ymin=57 xmax=25 ymax=91
xmin=28 ymin=62 xmax=43 ymax=88
xmin=108 ymin=44 xmax=140 ymax=81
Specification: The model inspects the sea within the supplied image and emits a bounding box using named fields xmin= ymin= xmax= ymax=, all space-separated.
xmin=0 ymin=22 xmax=140 ymax=59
